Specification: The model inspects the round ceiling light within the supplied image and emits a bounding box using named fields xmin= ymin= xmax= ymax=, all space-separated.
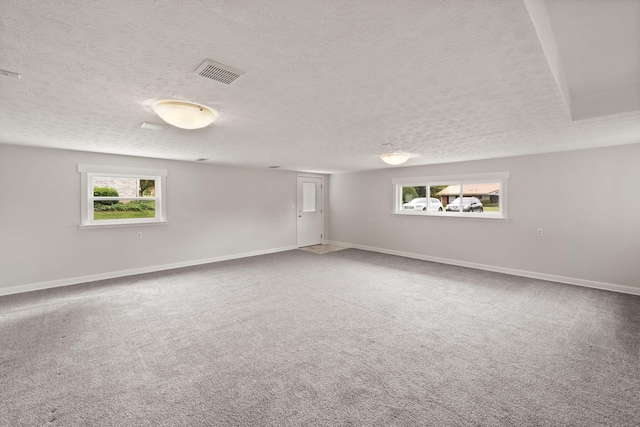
xmin=380 ymin=153 xmax=409 ymax=165
xmin=152 ymin=100 xmax=219 ymax=130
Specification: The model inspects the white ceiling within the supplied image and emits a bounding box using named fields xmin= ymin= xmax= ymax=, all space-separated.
xmin=526 ymin=0 xmax=640 ymax=120
xmin=1 ymin=0 xmax=639 ymax=173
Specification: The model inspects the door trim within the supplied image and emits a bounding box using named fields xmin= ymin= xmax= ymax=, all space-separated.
xmin=296 ymin=174 xmax=324 ymax=248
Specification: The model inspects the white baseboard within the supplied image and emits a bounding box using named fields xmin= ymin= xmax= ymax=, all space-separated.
xmin=328 ymin=240 xmax=640 ymax=296
xmin=5 ymin=242 xmax=638 ymax=297
xmin=0 ymin=245 xmax=298 ymax=297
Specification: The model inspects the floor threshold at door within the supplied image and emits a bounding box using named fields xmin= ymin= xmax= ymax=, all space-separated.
xmin=298 ymin=244 xmax=347 ymax=254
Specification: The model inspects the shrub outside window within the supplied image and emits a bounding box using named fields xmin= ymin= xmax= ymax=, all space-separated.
xmin=78 ymin=164 xmax=168 ymax=227
xmin=393 ymin=172 xmax=509 ymax=219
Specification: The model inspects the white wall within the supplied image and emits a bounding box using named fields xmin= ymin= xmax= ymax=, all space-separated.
xmin=328 ymin=143 xmax=640 ymax=293
xmin=0 ymin=144 xmax=303 ymax=294
xmin=3 ymin=142 xmax=638 ymax=295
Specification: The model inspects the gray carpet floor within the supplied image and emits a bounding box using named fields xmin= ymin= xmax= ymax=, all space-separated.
xmin=1 ymin=249 xmax=639 ymax=426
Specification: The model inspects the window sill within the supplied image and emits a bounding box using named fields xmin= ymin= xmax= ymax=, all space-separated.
xmin=79 ymin=221 xmax=169 ymax=230
xmin=392 ymin=212 xmax=510 ymax=221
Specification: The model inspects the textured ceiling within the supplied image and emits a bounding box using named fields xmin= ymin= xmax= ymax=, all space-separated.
xmin=1 ymin=0 xmax=639 ymax=173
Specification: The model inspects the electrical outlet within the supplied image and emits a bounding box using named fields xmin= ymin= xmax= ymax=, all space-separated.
xmin=536 ymin=228 xmax=542 ymax=236
xmin=136 ymin=232 xmax=142 ymax=239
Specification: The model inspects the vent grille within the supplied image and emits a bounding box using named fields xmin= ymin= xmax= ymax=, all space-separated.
xmin=194 ymin=59 xmax=244 ymax=85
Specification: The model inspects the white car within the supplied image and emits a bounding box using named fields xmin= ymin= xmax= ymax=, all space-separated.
xmin=402 ymin=197 xmax=444 ymax=212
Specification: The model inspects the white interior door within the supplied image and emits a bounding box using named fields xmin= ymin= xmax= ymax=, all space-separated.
xmin=297 ymin=176 xmax=323 ymax=247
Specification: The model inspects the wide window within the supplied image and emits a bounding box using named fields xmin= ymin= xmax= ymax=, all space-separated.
xmin=78 ymin=164 xmax=168 ymax=227
xmin=393 ymin=172 xmax=509 ymax=219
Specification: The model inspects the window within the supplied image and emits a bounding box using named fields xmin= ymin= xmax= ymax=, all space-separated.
xmin=78 ymin=164 xmax=168 ymax=228
xmin=393 ymin=172 xmax=509 ymax=219
xmin=302 ymin=182 xmax=318 ymax=212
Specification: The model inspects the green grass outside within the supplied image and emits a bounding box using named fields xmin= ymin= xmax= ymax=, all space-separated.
xmin=94 ymin=211 xmax=155 ymax=220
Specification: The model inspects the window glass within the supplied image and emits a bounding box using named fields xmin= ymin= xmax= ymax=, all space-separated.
xmin=393 ymin=174 xmax=508 ymax=219
xmin=302 ymin=182 xmax=317 ymax=212
xmin=93 ymin=200 xmax=156 ymax=221
xmin=78 ymin=164 xmax=167 ymax=227
xmin=401 ymin=186 xmax=425 ymax=203
xmin=91 ymin=176 xmax=155 ymax=198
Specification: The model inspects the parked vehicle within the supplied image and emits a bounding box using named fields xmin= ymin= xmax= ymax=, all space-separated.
xmin=402 ymin=197 xmax=444 ymax=212
xmin=445 ymin=197 xmax=483 ymax=212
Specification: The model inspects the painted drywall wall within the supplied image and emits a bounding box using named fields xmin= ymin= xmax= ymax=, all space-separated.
xmin=328 ymin=143 xmax=640 ymax=292
xmin=0 ymin=144 xmax=304 ymax=293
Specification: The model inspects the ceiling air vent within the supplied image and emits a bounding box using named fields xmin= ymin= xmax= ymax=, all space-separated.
xmin=194 ymin=59 xmax=244 ymax=85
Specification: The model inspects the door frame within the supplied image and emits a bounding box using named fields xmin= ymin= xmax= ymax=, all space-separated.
xmin=296 ymin=174 xmax=324 ymax=248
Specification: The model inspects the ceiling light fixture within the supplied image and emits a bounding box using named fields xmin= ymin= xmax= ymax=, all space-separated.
xmin=380 ymin=153 xmax=409 ymax=165
xmin=152 ymin=100 xmax=219 ymax=130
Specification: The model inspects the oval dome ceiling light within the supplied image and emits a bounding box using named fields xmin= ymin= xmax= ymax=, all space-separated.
xmin=152 ymin=100 xmax=219 ymax=130
xmin=380 ymin=153 xmax=409 ymax=165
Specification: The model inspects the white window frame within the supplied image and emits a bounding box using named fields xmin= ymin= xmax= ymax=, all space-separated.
xmin=392 ymin=172 xmax=510 ymax=220
xmin=78 ymin=164 xmax=168 ymax=229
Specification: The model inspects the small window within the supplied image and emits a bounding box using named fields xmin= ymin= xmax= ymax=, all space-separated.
xmin=302 ymin=181 xmax=318 ymax=212
xmin=393 ymin=172 xmax=509 ymax=219
xmin=78 ymin=164 xmax=168 ymax=228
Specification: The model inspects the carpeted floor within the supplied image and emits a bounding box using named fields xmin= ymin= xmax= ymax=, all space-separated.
xmin=1 ymin=249 xmax=639 ymax=426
